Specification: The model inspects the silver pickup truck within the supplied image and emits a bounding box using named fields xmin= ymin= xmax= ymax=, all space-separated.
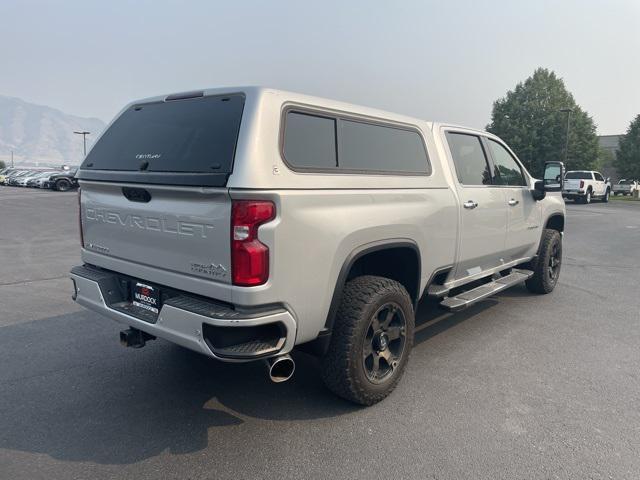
xmin=71 ymin=87 xmax=566 ymax=405
xmin=612 ymin=179 xmax=639 ymax=196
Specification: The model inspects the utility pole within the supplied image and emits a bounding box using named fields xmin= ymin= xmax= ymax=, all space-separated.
xmin=73 ymin=131 xmax=91 ymax=158
xmin=559 ymin=108 xmax=573 ymax=164
xmin=11 ymin=150 xmax=14 ymax=167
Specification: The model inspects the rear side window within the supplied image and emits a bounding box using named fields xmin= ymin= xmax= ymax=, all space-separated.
xmin=283 ymin=110 xmax=430 ymax=174
xmin=340 ymin=120 xmax=429 ymax=173
xmin=283 ymin=112 xmax=337 ymax=169
xmin=80 ymin=94 xmax=244 ymax=180
xmin=446 ymin=132 xmax=492 ymax=186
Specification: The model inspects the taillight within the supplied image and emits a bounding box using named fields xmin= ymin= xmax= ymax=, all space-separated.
xmin=579 ymin=180 xmax=584 ymax=189
xmin=231 ymin=200 xmax=275 ymax=286
xmin=78 ymin=187 xmax=84 ymax=247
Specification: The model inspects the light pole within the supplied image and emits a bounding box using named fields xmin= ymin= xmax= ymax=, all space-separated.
xmin=73 ymin=131 xmax=91 ymax=158
xmin=559 ymin=108 xmax=573 ymax=163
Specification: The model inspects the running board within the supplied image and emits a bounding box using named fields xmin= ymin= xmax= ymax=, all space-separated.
xmin=439 ymin=269 xmax=533 ymax=312
xmin=427 ymin=284 xmax=450 ymax=298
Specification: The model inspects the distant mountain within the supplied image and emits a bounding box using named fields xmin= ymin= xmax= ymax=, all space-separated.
xmin=0 ymin=95 xmax=105 ymax=166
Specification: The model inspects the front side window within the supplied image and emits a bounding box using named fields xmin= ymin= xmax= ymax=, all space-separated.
xmin=446 ymin=132 xmax=492 ymax=186
xmin=487 ymin=139 xmax=526 ymax=186
xmin=594 ymin=172 xmax=604 ymax=181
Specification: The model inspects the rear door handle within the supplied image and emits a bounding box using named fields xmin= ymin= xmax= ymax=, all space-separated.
xmin=463 ymin=200 xmax=478 ymax=209
xmin=508 ymin=199 xmax=519 ymax=206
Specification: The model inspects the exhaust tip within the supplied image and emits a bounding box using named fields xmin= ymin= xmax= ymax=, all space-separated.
xmin=267 ymin=355 xmax=295 ymax=383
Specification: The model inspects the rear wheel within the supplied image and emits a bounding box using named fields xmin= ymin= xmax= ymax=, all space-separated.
xmin=55 ymin=178 xmax=72 ymax=191
xmin=582 ymin=190 xmax=592 ymax=204
xmin=321 ymin=275 xmax=414 ymax=405
xmin=525 ymin=229 xmax=562 ymax=294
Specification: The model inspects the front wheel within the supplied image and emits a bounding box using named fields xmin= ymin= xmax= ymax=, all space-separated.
xmin=321 ymin=275 xmax=415 ymax=405
xmin=526 ymin=229 xmax=562 ymax=294
xmin=602 ymin=189 xmax=610 ymax=203
xmin=55 ymin=178 xmax=72 ymax=191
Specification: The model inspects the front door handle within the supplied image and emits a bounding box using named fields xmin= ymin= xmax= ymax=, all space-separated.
xmin=508 ymin=198 xmax=519 ymax=206
xmin=463 ymin=200 xmax=478 ymax=209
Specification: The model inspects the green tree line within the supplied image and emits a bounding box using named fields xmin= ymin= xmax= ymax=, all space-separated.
xmin=615 ymin=114 xmax=640 ymax=180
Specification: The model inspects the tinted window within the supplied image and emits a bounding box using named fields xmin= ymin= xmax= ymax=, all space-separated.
xmin=446 ymin=133 xmax=492 ymax=185
xmin=81 ymin=94 xmax=244 ymax=173
xmin=339 ymin=120 xmax=429 ymax=173
xmin=284 ymin=112 xmax=337 ymax=169
xmin=487 ymin=139 xmax=526 ymax=186
xmin=565 ymin=171 xmax=593 ymax=180
xmin=594 ymin=172 xmax=604 ymax=181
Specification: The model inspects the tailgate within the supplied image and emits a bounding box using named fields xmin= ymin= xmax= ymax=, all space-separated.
xmin=564 ymin=179 xmax=582 ymax=191
xmin=81 ymin=181 xmax=232 ymax=285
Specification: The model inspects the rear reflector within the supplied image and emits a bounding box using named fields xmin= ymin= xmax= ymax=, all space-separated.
xmin=231 ymin=200 xmax=275 ymax=286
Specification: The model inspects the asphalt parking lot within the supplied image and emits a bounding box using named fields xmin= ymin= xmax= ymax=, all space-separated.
xmin=1 ymin=187 xmax=639 ymax=480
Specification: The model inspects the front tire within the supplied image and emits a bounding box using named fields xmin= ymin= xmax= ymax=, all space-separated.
xmin=321 ymin=275 xmax=415 ymax=405
xmin=602 ymin=189 xmax=610 ymax=203
xmin=526 ymin=229 xmax=562 ymax=294
xmin=55 ymin=178 xmax=72 ymax=191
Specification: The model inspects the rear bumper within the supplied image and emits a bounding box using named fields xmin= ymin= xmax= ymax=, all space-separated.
xmin=70 ymin=264 xmax=297 ymax=362
xmin=562 ymin=191 xmax=585 ymax=199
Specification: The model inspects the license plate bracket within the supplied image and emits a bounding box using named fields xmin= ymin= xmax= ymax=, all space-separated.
xmin=132 ymin=282 xmax=161 ymax=316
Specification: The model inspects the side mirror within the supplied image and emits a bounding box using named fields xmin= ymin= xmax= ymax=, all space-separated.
xmin=532 ymin=180 xmax=546 ymax=201
xmin=532 ymin=161 xmax=565 ymax=201
xmin=542 ymin=161 xmax=565 ymax=192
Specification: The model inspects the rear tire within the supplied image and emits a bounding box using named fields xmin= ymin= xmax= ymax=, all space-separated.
xmin=321 ymin=275 xmax=415 ymax=405
xmin=583 ymin=190 xmax=592 ymax=204
xmin=525 ymin=229 xmax=562 ymax=294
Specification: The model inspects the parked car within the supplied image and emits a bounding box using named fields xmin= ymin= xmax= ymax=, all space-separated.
xmin=16 ymin=170 xmax=44 ymax=187
xmin=5 ymin=170 xmax=32 ymax=186
xmin=26 ymin=171 xmax=58 ymax=188
xmin=43 ymin=169 xmax=78 ymax=191
xmin=612 ymin=179 xmax=639 ymax=196
xmin=0 ymin=168 xmax=19 ymax=184
xmin=562 ymin=170 xmax=611 ymax=203
xmin=70 ymin=87 xmax=566 ymax=405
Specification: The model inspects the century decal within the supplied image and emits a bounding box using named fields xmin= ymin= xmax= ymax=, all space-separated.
xmin=85 ymin=208 xmax=215 ymax=238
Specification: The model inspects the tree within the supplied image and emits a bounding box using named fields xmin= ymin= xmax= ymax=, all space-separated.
xmin=615 ymin=114 xmax=640 ymax=180
xmin=487 ymin=68 xmax=600 ymax=177
xmin=0 ymin=160 xmax=5 ymax=169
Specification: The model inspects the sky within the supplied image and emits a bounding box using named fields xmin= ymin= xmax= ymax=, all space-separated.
xmin=0 ymin=0 xmax=638 ymax=135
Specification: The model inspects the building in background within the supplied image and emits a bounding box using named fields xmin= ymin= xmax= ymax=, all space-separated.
xmin=598 ymin=135 xmax=622 ymax=181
